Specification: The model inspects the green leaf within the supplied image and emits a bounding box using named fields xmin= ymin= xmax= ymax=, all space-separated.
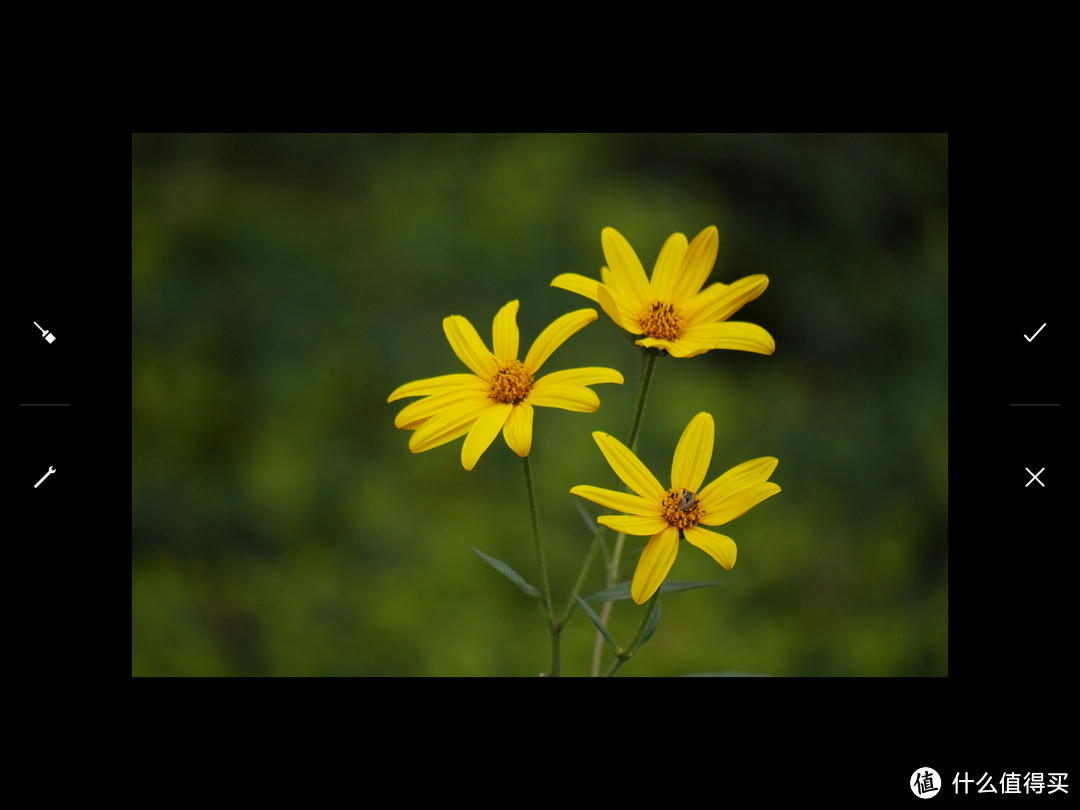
xmin=680 ymin=672 xmax=770 ymax=677
xmin=658 ymin=580 xmax=725 ymax=595
xmin=582 ymin=580 xmax=724 ymax=603
xmin=572 ymin=497 xmax=597 ymax=533
xmin=629 ymin=598 xmax=660 ymax=655
xmin=466 ymin=543 xmax=540 ymax=598
xmin=573 ymin=594 xmax=617 ymax=653
xmin=582 ymin=581 xmax=633 ymax=603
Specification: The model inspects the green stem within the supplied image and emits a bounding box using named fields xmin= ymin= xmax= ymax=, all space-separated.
xmin=603 ymin=590 xmax=660 ymax=677
xmin=523 ymin=454 xmax=559 ymax=677
xmin=587 ymin=351 xmax=657 ymax=674
xmin=589 ymin=581 xmax=617 ymax=676
xmin=625 ymin=350 xmax=656 ymax=452
xmin=559 ymin=349 xmax=659 ymax=633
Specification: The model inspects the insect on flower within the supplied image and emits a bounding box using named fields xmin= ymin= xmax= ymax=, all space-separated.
xmin=571 ymin=412 xmax=780 ymax=603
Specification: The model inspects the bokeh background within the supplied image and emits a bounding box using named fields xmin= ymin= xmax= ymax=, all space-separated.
xmin=132 ymin=134 xmax=948 ymax=676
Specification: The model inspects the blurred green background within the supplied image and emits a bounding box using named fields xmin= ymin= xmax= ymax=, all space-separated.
xmin=131 ymin=133 xmax=948 ymax=676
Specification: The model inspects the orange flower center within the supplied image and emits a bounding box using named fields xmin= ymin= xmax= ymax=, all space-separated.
xmin=661 ymin=487 xmax=701 ymax=530
xmin=490 ymin=360 xmax=533 ymax=404
xmin=639 ymin=301 xmax=684 ymax=341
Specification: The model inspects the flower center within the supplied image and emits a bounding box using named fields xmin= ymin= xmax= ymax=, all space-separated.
xmin=490 ymin=360 xmax=534 ymax=404
xmin=661 ymin=487 xmax=701 ymax=530
xmin=639 ymin=301 xmax=684 ymax=341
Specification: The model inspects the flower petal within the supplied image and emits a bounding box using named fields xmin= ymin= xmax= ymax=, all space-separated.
xmin=634 ymin=336 xmax=679 ymax=353
xmin=502 ymin=402 xmax=533 ymax=457
xmin=635 ymin=337 xmax=702 ymax=358
xmin=525 ymin=383 xmax=600 ymax=412
xmin=597 ymin=514 xmax=671 ymax=536
xmin=698 ymin=457 xmax=779 ymax=500
xmin=492 ymin=300 xmax=520 ymax=367
xmin=698 ymin=481 xmax=781 ymax=526
xmin=670 ymin=226 xmax=718 ymax=306
xmin=698 ymin=457 xmax=780 ymax=525
xmin=531 ymin=367 xmax=624 ymax=389
xmin=444 ymin=315 xmax=498 ymax=379
xmin=461 ymin=402 xmax=513 ymax=470
xmin=636 ymin=336 xmax=734 ymax=360
xmin=678 ymin=321 xmax=776 ymax=355
xmin=394 ymin=386 xmax=493 ymax=429
xmin=683 ymin=525 xmax=737 ymax=570
xmin=409 ymin=397 xmax=496 ymax=454
xmin=602 ymin=265 xmax=643 ymax=304
xmin=678 ymin=282 xmax=727 ymax=325
xmin=523 ymin=309 xmax=597 ymax=375
xmin=597 ymin=284 xmax=641 ymax=334
xmin=601 ymin=227 xmax=652 ymax=311
xmin=388 ymin=373 xmax=488 ymax=403
xmin=670 ymin=412 xmax=714 ymax=493
xmin=570 ymin=485 xmax=662 ymax=517
xmin=649 ymin=232 xmax=688 ymax=303
xmin=683 ymin=275 xmax=770 ymax=327
xmin=631 ymin=525 xmax=680 ymax=604
xmin=550 ymin=273 xmax=601 ymax=303
xmin=591 ymin=432 xmax=666 ymax=502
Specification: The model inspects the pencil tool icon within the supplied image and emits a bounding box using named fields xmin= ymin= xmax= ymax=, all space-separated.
xmin=34 ymin=322 xmax=56 ymax=343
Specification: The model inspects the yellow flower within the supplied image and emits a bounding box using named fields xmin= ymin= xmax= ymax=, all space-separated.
xmin=389 ymin=301 xmax=624 ymax=471
xmin=551 ymin=226 xmax=775 ymax=357
xmin=571 ymin=413 xmax=780 ymax=604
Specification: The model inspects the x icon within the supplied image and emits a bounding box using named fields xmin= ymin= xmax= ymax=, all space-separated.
xmin=1025 ymin=467 xmax=1045 ymax=487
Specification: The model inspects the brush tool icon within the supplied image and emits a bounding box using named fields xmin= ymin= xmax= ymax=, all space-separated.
xmin=34 ymin=322 xmax=56 ymax=343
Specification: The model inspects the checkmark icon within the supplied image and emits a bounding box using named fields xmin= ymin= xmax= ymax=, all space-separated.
xmin=1024 ymin=323 xmax=1046 ymax=342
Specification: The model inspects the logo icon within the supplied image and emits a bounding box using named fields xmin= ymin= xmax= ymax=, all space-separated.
xmin=911 ymin=767 xmax=941 ymax=798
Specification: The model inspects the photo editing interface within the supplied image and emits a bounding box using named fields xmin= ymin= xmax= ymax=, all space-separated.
xmin=15 ymin=285 xmax=83 ymax=520
xmin=1004 ymin=300 xmax=1065 ymax=531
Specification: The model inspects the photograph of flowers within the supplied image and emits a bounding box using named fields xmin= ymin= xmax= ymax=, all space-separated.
xmin=132 ymin=134 xmax=948 ymax=676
